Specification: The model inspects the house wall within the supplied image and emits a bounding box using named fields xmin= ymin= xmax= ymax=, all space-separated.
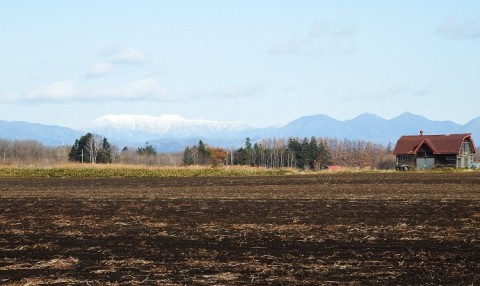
xmin=396 ymin=155 xmax=416 ymax=170
xmin=434 ymin=155 xmax=457 ymax=168
xmin=417 ymin=144 xmax=434 ymax=157
xmin=416 ymin=157 xmax=435 ymax=170
xmin=397 ymin=154 xmax=466 ymax=170
xmin=397 ymin=154 xmax=474 ymax=170
xmin=457 ymin=140 xmax=475 ymax=168
xmin=457 ymin=154 xmax=474 ymax=169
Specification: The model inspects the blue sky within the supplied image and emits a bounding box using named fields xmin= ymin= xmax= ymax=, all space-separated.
xmin=1 ymin=1 xmax=479 ymax=129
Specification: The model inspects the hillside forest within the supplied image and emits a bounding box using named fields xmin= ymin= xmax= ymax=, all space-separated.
xmin=0 ymin=134 xmax=414 ymax=170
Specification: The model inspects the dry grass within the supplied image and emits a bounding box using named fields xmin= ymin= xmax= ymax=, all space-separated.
xmin=2 ymin=162 xmax=477 ymax=178
xmin=0 ymin=163 xmax=298 ymax=178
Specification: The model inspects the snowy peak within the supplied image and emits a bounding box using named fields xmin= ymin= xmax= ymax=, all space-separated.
xmin=93 ymin=114 xmax=191 ymax=133
xmin=2 ymin=112 xmax=480 ymax=152
xmin=86 ymin=114 xmax=251 ymax=141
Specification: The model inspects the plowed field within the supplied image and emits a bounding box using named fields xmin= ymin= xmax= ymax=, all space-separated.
xmin=1 ymin=172 xmax=479 ymax=285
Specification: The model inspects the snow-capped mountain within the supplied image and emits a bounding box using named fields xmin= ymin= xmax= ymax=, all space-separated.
xmin=85 ymin=114 xmax=251 ymax=143
xmin=2 ymin=112 xmax=480 ymax=152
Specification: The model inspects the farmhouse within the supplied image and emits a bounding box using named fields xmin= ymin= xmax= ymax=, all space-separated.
xmin=393 ymin=131 xmax=477 ymax=170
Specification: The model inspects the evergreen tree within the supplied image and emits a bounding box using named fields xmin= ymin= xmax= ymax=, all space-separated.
xmin=287 ymin=138 xmax=302 ymax=169
xmin=317 ymin=140 xmax=332 ymax=169
xmin=244 ymin=137 xmax=253 ymax=165
xmin=137 ymin=142 xmax=157 ymax=156
xmin=253 ymin=143 xmax=262 ymax=166
xmin=69 ymin=139 xmax=81 ymax=162
xmin=96 ymin=137 xmax=112 ymax=163
xmin=236 ymin=147 xmax=246 ymax=165
xmin=197 ymin=140 xmax=212 ymax=165
xmin=68 ymin=133 xmax=112 ymax=164
xmin=301 ymin=137 xmax=311 ymax=170
xmin=183 ymin=146 xmax=195 ymax=165
xmin=309 ymin=137 xmax=319 ymax=170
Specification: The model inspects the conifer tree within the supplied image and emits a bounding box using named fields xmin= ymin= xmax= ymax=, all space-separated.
xmin=68 ymin=133 xmax=112 ymax=163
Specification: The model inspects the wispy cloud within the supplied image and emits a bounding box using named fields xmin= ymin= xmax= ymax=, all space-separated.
xmin=85 ymin=47 xmax=149 ymax=78
xmin=1 ymin=81 xmax=79 ymax=103
xmin=24 ymin=81 xmax=79 ymax=102
xmin=308 ymin=21 xmax=329 ymax=38
xmin=334 ymin=22 xmax=361 ymax=37
xmin=187 ymin=82 xmax=265 ymax=100
xmin=109 ymin=78 xmax=170 ymax=100
xmin=211 ymin=83 xmax=265 ymax=98
xmin=268 ymin=37 xmax=303 ymax=55
xmin=309 ymin=21 xmax=360 ymax=38
xmin=87 ymin=62 xmax=112 ymax=77
xmin=1 ymin=78 xmax=264 ymax=104
xmin=1 ymin=78 xmax=172 ymax=103
xmin=437 ymin=19 xmax=480 ymax=39
xmin=111 ymin=48 xmax=148 ymax=64
xmin=270 ymin=20 xmax=360 ymax=57
xmin=340 ymin=84 xmax=434 ymax=101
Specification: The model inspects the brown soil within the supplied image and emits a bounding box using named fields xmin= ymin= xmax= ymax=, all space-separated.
xmin=0 ymin=172 xmax=479 ymax=285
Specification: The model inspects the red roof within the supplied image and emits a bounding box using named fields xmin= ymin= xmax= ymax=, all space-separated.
xmin=393 ymin=133 xmax=476 ymax=155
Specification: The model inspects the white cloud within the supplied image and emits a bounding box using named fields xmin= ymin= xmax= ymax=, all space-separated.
xmin=309 ymin=21 xmax=329 ymax=38
xmin=437 ymin=19 xmax=480 ymax=39
xmin=87 ymin=62 xmax=112 ymax=77
xmin=85 ymin=47 xmax=148 ymax=78
xmin=186 ymin=82 xmax=264 ymax=99
xmin=309 ymin=21 xmax=360 ymax=38
xmin=269 ymin=37 xmax=303 ymax=55
xmin=25 ymin=81 xmax=79 ymax=101
xmin=270 ymin=20 xmax=359 ymax=57
xmin=184 ymin=82 xmax=265 ymax=101
xmin=334 ymin=23 xmax=361 ymax=37
xmin=111 ymin=78 xmax=170 ymax=100
xmin=0 ymin=91 xmax=21 ymax=103
xmin=1 ymin=78 xmax=172 ymax=103
xmin=208 ymin=83 xmax=265 ymax=99
xmin=341 ymin=84 xmax=434 ymax=101
xmin=111 ymin=48 xmax=148 ymax=63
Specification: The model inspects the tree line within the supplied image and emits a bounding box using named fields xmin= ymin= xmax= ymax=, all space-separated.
xmin=68 ymin=134 xmax=181 ymax=166
xmin=324 ymin=138 xmax=396 ymax=169
xmin=225 ymin=137 xmax=333 ymax=170
xmin=0 ymin=139 xmax=70 ymax=166
xmin=183 ymin=140 xmax=228 ymax=167
xmin=9 ymin=132 xmax=477 ymax=170
xmin=183 ymin=137 xmax=399 ymax=170
xmin=0 ymin=135 xmax=181 ymax=167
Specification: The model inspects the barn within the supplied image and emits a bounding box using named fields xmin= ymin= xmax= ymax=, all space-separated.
xmin=393 ymin=131 xmax=477 ymax=170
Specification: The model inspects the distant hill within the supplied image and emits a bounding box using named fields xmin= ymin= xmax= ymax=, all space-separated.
xmin=0 ymin=120 xmax=82 ymax=146
xmin=264 ymin=112 xmax=473 ymax=145
xmin=1 ymin=112 xmax=479 ymax=152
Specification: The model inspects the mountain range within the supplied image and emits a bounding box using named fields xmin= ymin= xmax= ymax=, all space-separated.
xmin=1 ymin=112 xmax=479 ymax=152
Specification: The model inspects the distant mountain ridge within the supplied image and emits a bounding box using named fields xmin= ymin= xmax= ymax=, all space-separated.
xmin=0 ymin=120 xmax=82 ymax=146
xmin=266 ymin=112 xmax=473 ymax=144
xmin=1 ymin=112 xmax=479 ymax=152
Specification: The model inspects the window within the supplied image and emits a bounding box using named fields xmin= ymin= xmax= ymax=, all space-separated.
xmin=462 ymin=142 xmax=471 ymax=154
xmin=398 ymin=156 xmax=409 ymax=161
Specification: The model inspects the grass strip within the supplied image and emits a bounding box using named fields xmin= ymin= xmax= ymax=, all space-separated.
xmin=0 ymin=165 xmax=297 ymax=178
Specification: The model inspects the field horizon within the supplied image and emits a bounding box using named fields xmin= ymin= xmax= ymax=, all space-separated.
xmin=1 ymin=163 xmax=478 ymax=179
xmin=0 ymin=173 xmax=479 ymax=284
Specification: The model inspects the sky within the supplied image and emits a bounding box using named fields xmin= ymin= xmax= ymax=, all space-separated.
xmin=1 ymin=1 xmax=480 ymax=129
